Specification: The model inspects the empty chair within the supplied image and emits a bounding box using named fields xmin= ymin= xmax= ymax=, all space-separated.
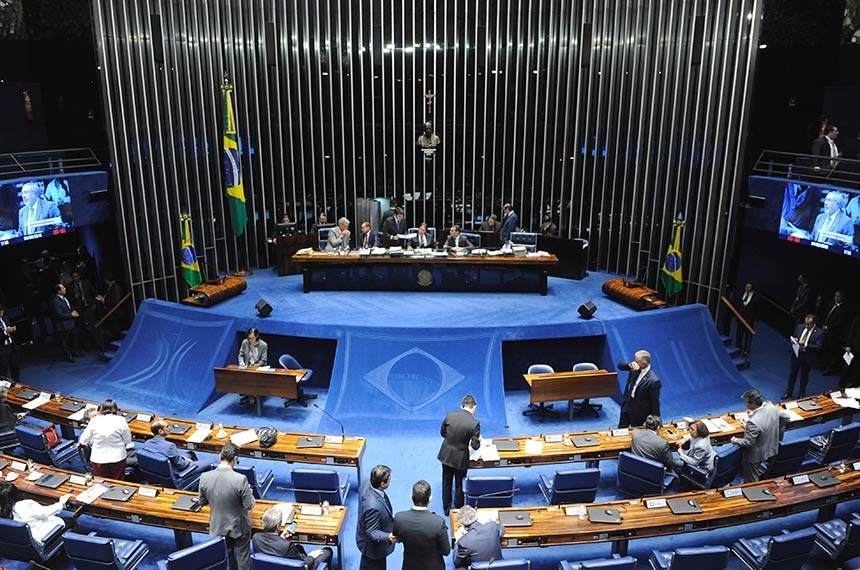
xmin=278 ymin=354 xmax=316 ymax=407
xmin=136 ymin=447 xmax=202 ymax=491
xmin=510 ymin=231 xmax=539 ymax=252
xmin=760 ymin=438 xmax=809 ymax=479
xmin=235 ymin=463 xmax=275 ymax=499
xmin=731 ymin=527 xmax=817 ymax=570
xmin=813 ymin=514 xmax=860 ymax=564
xmin=569 ymin=362 xmax=603 ymax=419
xmin=157 ymin=536 xmax=228 ymax=570
xmin=14 ymin=423 xmax=78 ymax=467
xmin=290 ymin=469 xmax=350 ymax=505
xmin=807 ymin=422 xmax=860 ymax=465
xmin=464 ymin=476 xmax=516 ymax=508
xmin=616 ymin=451 xmax=675 ymax=497
xmin=461 ymin=231 xmax=482 ymax=248
xmin=523 ymin=364 xmax=559 ymax=421
xmin=472 ymin=560 xmax=529 ymax=569
xmin=649 ymin=545 xmax=729 ymax=570
xmin=679 ymin=444 xmax=740 ymax=490
xmin=63 ymin=530 xmax=150 ymax=570
xmin=251 ymin=552 xmax=329 ymax=569
xmin=0 ymin=518 xmax=65 ymax=566
xmin=538 ymin=468 xmax=601 ymax=504
xmin=559 ymin=554 xmax=638 ymax=569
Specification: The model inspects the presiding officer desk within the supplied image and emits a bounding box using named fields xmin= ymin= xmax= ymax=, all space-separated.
xmin=471 ymin=391 xmax=857 ymax=469
xmin=4 ymin=382 xmax=366 ymax=485
xmin=0 ymin=454 xmax=347 ymax=562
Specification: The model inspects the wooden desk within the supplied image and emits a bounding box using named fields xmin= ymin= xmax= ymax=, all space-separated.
xmin=0 ymin=454 xmax=347 ymax=563
xmin=272 ymin=233 xmax=317 ymax=275
xmin=471 ymin=392 xmax=856 ymax=469
xmin=522 ymin=369 xmax=618 ymax=421
xmin=452 ymin=464 xmax=860 ymax=557
xmin=5 ymin=383 xmax=366 ymax=486
xmin=213 ymin=365 xmax=307 ymax=416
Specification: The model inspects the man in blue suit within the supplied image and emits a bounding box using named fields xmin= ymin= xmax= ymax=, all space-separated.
xmin=356 ymin=464 xmax=396 ymax=570
xmin=783 ymin=314 xmax=825 ymax=399
xmin=358 ymin=222 xmax=381 ymax=249
xmin=51 ymin=283 xmax=80 ymax=362
xmin=501 ymin=203 xmax=518 ymax=243
xmin=142 ymin=420 xmax=213 ymax=477
xmin=453 ymin=505 xmax=504 ymax=567
xmin=617 ymin=350 xmax=661 ymax=428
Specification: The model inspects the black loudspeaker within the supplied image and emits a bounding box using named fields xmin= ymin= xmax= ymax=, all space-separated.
xmin=256 ymin=299 xmax=273 ymax=318
xmin=150 ymin=15 xmax=165 ymax=64
xmin=578 ymin=301 xmax=597 ymax=319
xmin=265 ymin=22 xmax=277 ymax=67
xmin=581 ymin=23 xmax=592 ymax=68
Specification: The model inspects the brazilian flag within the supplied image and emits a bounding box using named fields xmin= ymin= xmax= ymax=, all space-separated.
xmin=180 ymin=214 xmax=203 ymax=288
xmin=660 ymin=213 xmax=685 ymax=298
xmin=221 ymin=81 xmax=247 ymax=236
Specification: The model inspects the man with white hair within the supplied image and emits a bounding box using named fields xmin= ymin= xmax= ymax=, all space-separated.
xmin=326 ymin=217 xmax=351 ymax=252
xmin=811 ymin=191 xmax=854 ymax=246
xmin=453 ymin=505 xmax=504 ymax=568
xmin=252 ymin=506 xmax=333 ymax=568
xmin=617 ymin=349 xmax=661 ymax=428
xmin=17 ymin=181 xmax=60 ymax=236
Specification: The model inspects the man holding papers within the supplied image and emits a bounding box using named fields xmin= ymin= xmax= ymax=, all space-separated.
xmin=783 ymin=314 xmax=824 ymax=399
xmin=382 ymin=208 xmax=406 ymax=247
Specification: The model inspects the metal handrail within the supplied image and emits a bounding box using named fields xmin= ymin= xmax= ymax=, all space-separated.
xmin=752 ymin=149 xmax=860 ymax=190
xmin=0 ymin=148 xmax=102 ymax=178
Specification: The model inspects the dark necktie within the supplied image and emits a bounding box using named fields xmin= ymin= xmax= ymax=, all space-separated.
xmin=396 ymin=220 xmax=400 ymax=233
xmin=383 ymin=492 xmax=392 ymax=513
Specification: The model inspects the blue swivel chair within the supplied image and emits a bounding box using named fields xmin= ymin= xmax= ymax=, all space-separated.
xmin=616 ymin=451 xmax=675 ymax=497
xmin=731 ymin=527 xmax=817 ymax=570
xmin=235 ymin=463 xmax=275 ymax=499
xmin=0 ymin=518 xmax=65 ymax=565
xmin=407 ymin=227 xmax=437 ymax=245
xmin=813 ymin=514 xmax=860 ymax=564
xmin=136 ymin=447 xmax=202 ymax=491
xmin=559 ymin=555 xmax=638 ymax=569
xmin=157 ymin=536 xmax=228 ymax=570
xmin=0 ymin=426 xmax=17 ymax=453
xmin=570 ymin=362 xmax=602 ymax=419
xmin=538 ymin=468 xmax=600 ymax=504
xmin=63 ymin=530 xmax=150 ymax=570
xmin=290 ymin=469 xmax=350 ymax=505
xmin=317 ymin=225 xmax=335 ymax=250
xmin=461 ymin=231 xmax=482 ymax=248
xmin=464 ymin=476 xmax=516 ymax=508
xmin=279 ymin=354 xmax=316 ymax=407
xmin=472 ymin=560 xmax=529 ymax=569
xmin=252 ymin=552 xmax=329 ymax=569
xmin=807 ymin=422 xmax=860 ymax=465
xmin=760 ymin=438 xmax=809 ymax=479
xmin=523 ymin=364 xmax=559 ymax=421
xmin=679 ymin=444 xmax=740 ymax=490
xmin=649 ymin=545 xmax=729 ymax=569
xmin=510 ymin=231 xmax=539 ymax=252
xmin=15 ymin=424 xmax=78 ymax=467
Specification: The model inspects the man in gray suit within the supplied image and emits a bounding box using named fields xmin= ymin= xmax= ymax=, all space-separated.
xmin=453 ymin=505 xmax=504 ymax=568
xmin=631 ymin=415 xmax=680 ymax=470
xmin=811 ymin=191 xmax=854 ymax=246
xmin=198 ymin=443 xmax=256 ymax=570
xmin=731 ymin=389 xmax=790 ymax=483
xmin=326 ymin=217 xmax=351 ymax=252
xmin=18 ymin=181 xmax=60 ymax=236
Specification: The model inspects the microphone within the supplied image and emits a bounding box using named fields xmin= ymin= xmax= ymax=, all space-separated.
xmin=312 ymin=403 xmax=345 ymax=443
xmin=471 ymin=487 xmax=521 ymax=509
xmin=487 ymin=558 xmax=495 ymax=569
xmin=274 ymin=486 xmax=326 ymax=509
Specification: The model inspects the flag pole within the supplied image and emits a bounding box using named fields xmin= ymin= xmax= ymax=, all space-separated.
xmin=221 ymin=74 xmax=253 ymax=276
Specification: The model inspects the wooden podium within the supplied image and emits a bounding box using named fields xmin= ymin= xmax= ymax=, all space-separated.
xmin=522 ymin=369 xmax=618 ymax=421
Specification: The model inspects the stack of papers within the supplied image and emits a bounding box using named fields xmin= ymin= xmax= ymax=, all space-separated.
xmin=23 ymin=396 xmax=51 ymax=410
xmin=783 ymin=408 xmax=804 ymax=422
xmin=472 ymin=249 xmax=488 ymax=255
xmin=526 ymin=251 xmax=551 ymax=257
xmin=69 ymin=403 xmax=98 ymax=422
xmin=255 ymin=366 xmax=275 ymax=372
xmin=487 ymin=250 xmax=505 ymax=256
xmin=846 ymin=388 xmax=860 ymax=399
xmin=230 ymin=429 xmax=259 ymax=447
xmin=431 ymin=251 xmax=449 ymax=257
xmin=187 ymin=424 xmax=213 ymax=444
xmin=832 ymin=397 xmax=860 ymax=409
xmin=478 ymin=445 xmax=500 ymax=462
xmin=296 ymin=247 xmax=313 ymax=255
xmin=524 ymin=439 xmax=544 ymax=455
xmin=702 ymin=417 xmax=734 ymax=433
xmin=476 ymin=509 xmax=499 ymax=524
xmin=389 ymin=246 xmax=403 ymax=254
xmin=77 ymin=484 xmax=110 ymax=504
xmin=370 ymin=247 xmax=387 ymax=255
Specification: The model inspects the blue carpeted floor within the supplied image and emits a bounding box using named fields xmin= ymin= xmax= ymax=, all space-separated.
xmin=4 ymin=272 xmax=855 ymax=569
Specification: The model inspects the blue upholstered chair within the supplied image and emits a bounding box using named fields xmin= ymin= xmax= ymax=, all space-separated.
xmin=461 ymin=231 xmax=481 ymax=248
xmin=407 ymin=226 xmax=437 ymax=245
xmin=136 ymin=447 xmax=202 ymax=491
xmin=317 ymin=225 xmax=335 ymax=250
xmin=472 ymin=560 xmax=529 ymax=569
xmin=510 ymin=231 xmax=539 ymax=252
xmin=813 ymin=514 xmax=860 ymax=564
xmin=156 ymin=536 xmax=228 ymax=570
xmin=0 ymin=518 xmax=65 ymax=565
xmin=464 ymin=476 xmax=516 ymax=508
xmin=15 ymin=423 xmax=78 ymax=467
xmin=616 ymin=451 xmax=675 ymax=497
xmin=290 ymin=469 xmax=350 ymax=505
xmin=559 ymin=554 xmax=637 ymax=569
xmin=730 ymin=527 xmax=817 ymax=570
xmin=235 ymin=463 xmax=275 ymax=499
xmin=569 ymin=362 xmax=602 ymax=419
xmin=538 ymin=468 xmax=600 ymax=504
xmin=63 ymin=530 xmax=150 ymax=570
xmin=760 ymin=438 xmax=809 ymax=479
xmin=807 ymin=422 xmax=860 ymax=465
xmin=523 ymin=364 xmax=559 ymax=421
xmin=0 ymin=427 xmax=17 ymax=453
xmin=278 ymin=354 xmax=316 ymax=407
xmin=648 ymin=545 xmax=729 ymax=569
xmin=679 ymin=444 xmax=740 ymax=490
xmin=251 ymin=552 xmax=329 ymax=569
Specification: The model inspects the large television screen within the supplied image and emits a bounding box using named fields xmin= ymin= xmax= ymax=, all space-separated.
xmin=779 ymin=183 xmax=859 ymax=258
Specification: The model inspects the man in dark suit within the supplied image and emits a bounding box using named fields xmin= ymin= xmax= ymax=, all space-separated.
xmin=453 ymin=505 xmax=504 ymax=568
xmin=382 ymin=208 xmax=406 ymax=247
xmin=51 ymin=283 xmax=80 ymax=362
xmin=381 ymin=199 xmax=399 ymax=225
xmin=789 ymin=274 xmax=812 ymax=323
xmin=253 ymin=507 xmax=333 ymax=569
xmin=409 ymin=223 xmax=434 ymax=249
xmin=811 ymin=124 xmax=840 ymax=171
xmin=392 ymin=480 xmax=450 ymax=570
xmin=783 ymin=314 xmax=825 ymax=399
xmin=0 ymin=304 xmax=20 ymax=380
xmin=437 ymin=395 xmax=481 ymax=515
xmin=732 ymin=282 xmax=761 ymax=356
xmin=630 ymin=415 xmax=679 ymax=471
xmin=822 ymin=291 xmax=849 ymax=375
xmin=68 ymin=271 xmax=98 ymax=350
xmin=198 ymin=443 xmax=256 ymax=570
xmin=444 ymin=225 xmax=473 ymax=251
xmin=358 ymin=221 xmax=382 ymax=250
xmin=356 ymin=465 xmax=396 ymax=570
xmin=142 ymin=420 xmax=213 ymax=478
xmin=501 ymin=203 xmax=518 ymax=243
xmin=617 ymin=350 xmax=661 ymax=428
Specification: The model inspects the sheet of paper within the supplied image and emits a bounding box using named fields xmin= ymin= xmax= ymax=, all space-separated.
xmin=25 ymin=471 xmax=43 ymax=481
xmin=831 ymin=391 xmax=844 ymax=400
xmin=702 ymin=418 xmax=721 ymax=433
xmin=69 ymin=475 xmax=87 ymax=486
xmin=480 ymin=445 xmax=500 ymax=462
xmin=833 ymin=397 xmax=860 ymax=410
xmin=524 ymin=439 xmax=544 ymax=455
xmin=792 ymin=339 xmax=800 ymax=358
xmin=296 ymin=247 xmax=313 ymax=255
xmin=845 ymin=352 xmax=855 ymax=366
xmin=476 ymin=509 xmax=499 ymax=524
xmin=846 ymin=388 xmax=860 ymax=399
xmin=230 ymin=428 xmax=259 ymax=447
xmin=784 ymin=408 xmax=804 ymax=422
xmin=187 ymin=427 xmax=212 ymax=444
xmin=23 ymin=396 xmax=51 ymax=410
xmin=68 ymin=403 xmax=98 ymax=422
xmin=76 ymin=483 xmax=110 ymax=504
xmin=396 ymin=233 xmax=417 ymax=239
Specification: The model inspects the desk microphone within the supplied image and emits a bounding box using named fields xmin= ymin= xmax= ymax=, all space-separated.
xmin=274 ymin=486 xmax=326 ymax=508
xmin=486 ymin=558 xmax=495 ymax=569
xmin=312 ymin=403 xmax=345 ymax=441
xmin=471 ymin=488 xmax=521 ymax=509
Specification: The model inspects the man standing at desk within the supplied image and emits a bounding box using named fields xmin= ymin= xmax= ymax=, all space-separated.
xmin=731 ymin=389 xmax=789 ymax=483
xmin=382 ymin=208 xmax=405 ymax=247
xmin=437 ymin=395 xmax=481 ymax=516
xmin=617 ymin=350 xmax=661 ymax=428
xmin=501 ymin=203 xmax=518 ymax=243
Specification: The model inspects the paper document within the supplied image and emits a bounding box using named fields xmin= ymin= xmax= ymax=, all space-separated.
xmin=479 ymin=445 xmax=500 ymax=462
xmin=833 ymin=397 xmax=860 ymax=410
xmin=230 ymin=429 xmax=259 ymax=447
xmin=370 ymin=247 xmax=387 ymax=255
xmin=791 ymin=339 xmax=800 ymax=358
xmin=784 ymin=408 xmax=804 ymax=422
xmin=296 ymin=247 xmax=313 ymax=255
xmin=23 ymin=396 xmax=51 ymax=410
xmin=846 ymin=352 xmax=855 ymax=366
xmin=187 ymin=426 xmax=212 ymax=444
xmin=477 ymin=509 xmax=499 ymax=524
xmin=396 ymin=233 xmax=417 ymax=239
xmin=68 ymin=404 xmax=98 ymax=422
xmin=702 ymin=418 xmax=721 ymax=433
xmin=77 ymin=484 xmax=110 ymax=504
xmin=69 ymin=475 xmax=87 ymax=486
xmin=25 ymin=471 xmax=43 ymax=481
xmin=845 ymin=388 xmax=860 ymax=399
xmin=487 ymin=250 xmax=505 ymax=256
xmin=524 ymin=439 xmax=544 ymax=455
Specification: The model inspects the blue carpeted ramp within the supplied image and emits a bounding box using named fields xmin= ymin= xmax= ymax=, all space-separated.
xmin=604 ymin=304 xmax=755 ymax=420
xmin=93 ymin=300 xmax=239 ymax=416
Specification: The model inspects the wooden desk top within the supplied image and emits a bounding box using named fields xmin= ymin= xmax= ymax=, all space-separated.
xmin=471 ymin=392 xmax=855 ymax=468
xmin=452 ymin=464 xmax=860 ymax=548
xmin=522 ymin=369 xmax=619 ymax=403
xmin=0 ymin=454 xmax=345 ymax=542
xmin=6 ymin=383 xmax=365 ymax=467
xmin=291 ymin=252 xmax=559 ymax=266
xmin=216 ymin=364 xmax=308 ymax=380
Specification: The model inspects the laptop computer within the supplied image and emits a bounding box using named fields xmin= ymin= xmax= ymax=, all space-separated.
xmin=797 ymin=400 xmax=822 ymax=411
xmin=742 ymin=487 xmax=777 ymax=502
xmin=667 ymin=498 xmax=702 ymax=515
xmin=296 ymin=436 xmax=324 ymax=449
xmin=35 ymin=473 xmax=70 ymax=489
xmin=17 ymin=389 xmax=38 ymax=401
xmin=171 ymin=495 xmax=204 ymax=512
xmin=59 ymin=400 xmax=86 ymax=413
xmin=169 ymin=423 xmax=191 ymax=436
xmin=498 ymin=511 xmax=534 ymax=527
xmin=493 ymin=439 xmax=519 ymax=452
xmin=571 ymin=435 xmax=600 ymax=448
xmin=0 ymin=460 xmax=8 ymax=471
xmin=587 ymin=506 xmax=623 ymax=524
xmin=810 ymin=471 xmax=841 ymax=488
xmin=118 ymin=411 xmax=138 ymax=423
xmin=102 ymin=486 xmax=138 ymax=502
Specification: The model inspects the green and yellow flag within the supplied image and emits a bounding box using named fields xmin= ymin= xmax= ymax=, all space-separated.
xmin=221 ymin=81 xmax=247 ymax=236
xmin=660 ymin=213 xmax=685 ymax=298
xmin=180 ymin=214 xmax=203 ymax=288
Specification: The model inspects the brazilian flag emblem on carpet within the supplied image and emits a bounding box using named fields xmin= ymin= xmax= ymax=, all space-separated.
xmin=660 ymin=213 xmax=685 ymax=298
xmin=180 ymin=214 xmax=202 ymax=288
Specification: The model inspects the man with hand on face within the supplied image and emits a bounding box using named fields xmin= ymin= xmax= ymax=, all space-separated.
xmin=617 ymin=350 xmax=661 ymax=428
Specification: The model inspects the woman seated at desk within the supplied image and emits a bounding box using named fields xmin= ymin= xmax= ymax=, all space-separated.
xmin=676 ymin=420 xmax=715 ymax=472
xmin=238 ymin=327 xmax=268 ymax=407
xmin=0 ymin=481 xmax=73 ymax=545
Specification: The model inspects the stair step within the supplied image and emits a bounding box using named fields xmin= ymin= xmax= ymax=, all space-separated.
xmin=720 ymin=335 xmax=733 ymax=347
xmin=732 ymin=356 xmax=749 ymax=370
xmin=108 ymin=340 xmax=123 ymax=351
xmin=726 ymin=346 xmax=742 ymax=359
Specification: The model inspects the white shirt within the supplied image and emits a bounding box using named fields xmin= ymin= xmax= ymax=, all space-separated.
xmin=631 ymin=365 xmax=651 ymax=399
xmin=80 ymin=413 xmax=132 ymax=464
xmin=13 ymin=499 xmax=65 ymax=545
